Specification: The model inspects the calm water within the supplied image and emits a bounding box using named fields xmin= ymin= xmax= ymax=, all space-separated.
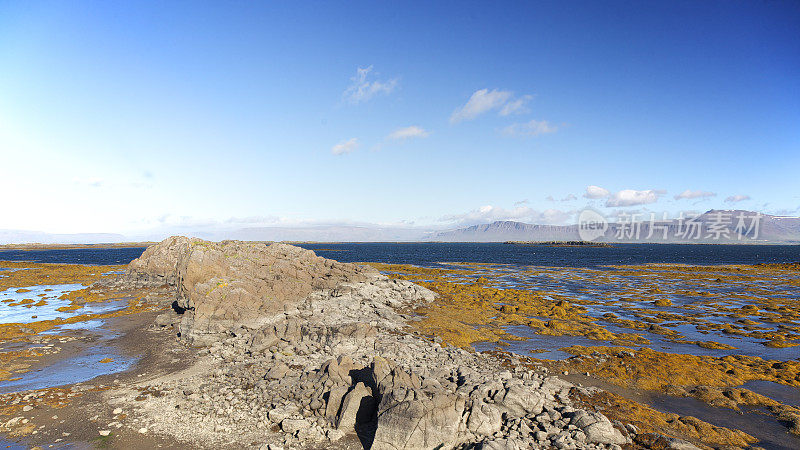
xmin=1 ymin=243 xmax=798 ymax=267
xmin=0 ymin=247 xmax=148 ymax=265
xmin=303 ymin=243 xmax=800 ymax=267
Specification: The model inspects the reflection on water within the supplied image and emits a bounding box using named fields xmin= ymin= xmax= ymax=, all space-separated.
xmin=740 ymin=380 xmax=800 ymax=408
xmin=0 ymin=285 xmax=127 ymax=324
xmin=650 ymin=393 xmax=800 ymax=450
xmin=0 ymin=321 xmax=137 ymax=394
xmin=0 ymin=349 xmax=136 ymax=394
xmin=419 ymin=261 xmax=800 ymax=360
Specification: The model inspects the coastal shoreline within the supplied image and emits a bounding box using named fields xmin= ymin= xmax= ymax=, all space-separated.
xmin=0 ymin=239 xmax=797 ymax=449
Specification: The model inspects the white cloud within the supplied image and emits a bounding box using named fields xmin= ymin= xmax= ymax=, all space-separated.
xmin=725 ymin=194 xmax=751 ymax=203
xmin=561 ymin=194 xmax=577 ymax=202
xmin=606 ymin=189 xmax=662 ymax=207
xmin=514 ymin=199 xmax=530 ymax=205
xmin=501 ymin=119 xmax=558 ymax=136
xmin=387 ymin=126 xmax=430 ymax=141
xmin=450 ymin=89 xmax=513 ymax=123
xmin=331 ymin=138 xmax=359 ymax=155
xmin=674 ymin=189 xmax=716 ymax=200
xmin=584 ymin=185 xmax=610 ymax=199
xmin=342 ymin=66 xmax=398 ymax=104
xmin=440 ymin=205 xmax=572 ymax=226
xmin=499 ymin=95 xmax=532 ymax=116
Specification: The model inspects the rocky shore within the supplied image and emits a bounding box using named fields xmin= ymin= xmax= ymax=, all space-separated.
xmin=87 ymin=236 xmax=646 ymax=449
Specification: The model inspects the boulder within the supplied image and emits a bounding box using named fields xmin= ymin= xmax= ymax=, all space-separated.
xmin=128 ymin=236 xmax=195 ymax=285
xmin=127 ymin=237 xmax=380 ymax=344
xmin=499 ymin=384 xmax=545 ymax=417
xmin=467 ymin=400 xmax=503 ymax=436
xmin=371 ymin=364 xmax=466 ymax=450
xmin=569 ymin=410 xmax=627 ymax=445
xmin=335 ymin=382 xmax=375 ymax=431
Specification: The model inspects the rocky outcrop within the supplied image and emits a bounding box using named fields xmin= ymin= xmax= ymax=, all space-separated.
xmin=126 ymin=237 xmax=394 ymax=345
xmin=115 ymin=237 xmax=634 ymax=449
xmin=128 ymin=235 xmax=195 ymax=286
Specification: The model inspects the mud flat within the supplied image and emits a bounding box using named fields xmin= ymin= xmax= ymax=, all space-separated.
xmin=375 ymin=261 xmax=800 ymax=449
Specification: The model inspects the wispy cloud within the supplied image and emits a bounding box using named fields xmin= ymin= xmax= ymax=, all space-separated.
xmin=514 ymin=199 xmax=530 ymax=206
xmin=501 ymin=119 xmax=558 ymax=136
xmin=561 ymin=194 xmax=577 ymax=202
xmin=342 ymin=66 xmax=398 ymax=104
xmin=674 ymin=189 xmax=716 ymax=200
xmin=331 ymin=138 xmax=359 ymax=155
xmin=606 ymin=189 xmax=662 ymax=207
xmin=387 ymin=126 xmax=430 ymax=141
xmin=725 ymin=194 xmax=751 ymax=203
xmin=450 ymin=88 xmax=513 ymax=123
xmin=583 ymin=185 xmax=610 ymax=199
xmin=499 ymin=95 xmax=533 ymax=116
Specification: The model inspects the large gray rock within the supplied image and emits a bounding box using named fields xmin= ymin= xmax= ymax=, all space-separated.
xmin=335 ymin=382 xmax=375 ymax=431
xmin=371 ymin=361 xmax=466 ymax=450
xmin=128 ymin=235 xmax=195 ymax=285
xmin=128 ymin=237 xmax=380 ymax=344
xmin=467 ymin=399 xmax=503 ymax=436
xmin=499 ymin=383 xmax=546 ymax=417
xmin=569 ymin=410 xmax=627 ymax=445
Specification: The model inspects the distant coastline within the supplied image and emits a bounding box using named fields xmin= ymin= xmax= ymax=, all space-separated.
xmin=504 ymin=240 xmax=613 ymax=247
xmin=0 ymin=242 xmax=154 ymax=251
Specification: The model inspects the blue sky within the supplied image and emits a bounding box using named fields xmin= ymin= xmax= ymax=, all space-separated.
xmin=1 ymin=1 xmax=798 ymax=236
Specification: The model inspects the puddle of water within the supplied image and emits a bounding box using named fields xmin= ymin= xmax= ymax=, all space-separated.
xmin=0 ymin=283 xmax=128 ymax=324
xmin=0 ymin=437 xmax=26 ymax=449
xmin=473 ymin=325 xmax=619 ymax=360
xmin=41 ymin=319 xmax=105 ymax=334
xmin=0 ymin=346 xmax=137 ymax=394
xmin=419 ymin=262 xmax=800 ymax=361
xmin=740 ymin=380 xmax=800 ymax=407
xmin=649 ymin=393 xmax=800 ymax=450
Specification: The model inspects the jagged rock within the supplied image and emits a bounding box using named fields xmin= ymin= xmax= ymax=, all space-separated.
xmin=280 ymin=417 xmax=311 ymax=434
xmin=325 ymin=386 xmax=349 ymax=420
xmin=268 ymin=405 xmax=299 ymax=424
xmin=479 ymin=438 xmax=525 ymax=450
xmin=569 ymin=410 xmax=627 ymax=445
xmin=499 ymin=383 xmax=545 ymax=417
xmin=335 ymin=382 xmax=374 ymax=431
xmin=467 ymin=399 xmax=503 ymax=436
xmin=128 ymin=235 xmax=193 ymax=286
xmin=128 ymin=237 xmax=381 ymax=344
xmin=266 ymin=363 xmax=290 ymax=380
xmin=371 ymin=365 xmax=466 ymax=450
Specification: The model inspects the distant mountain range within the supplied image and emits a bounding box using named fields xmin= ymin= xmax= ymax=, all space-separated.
xmin=430 ymin=210 xmax=800 ymax=244
xmin=0 ymin=230 xmax=128 ymax=245
xmin=2 ymin=210 xmax=798 ymax=245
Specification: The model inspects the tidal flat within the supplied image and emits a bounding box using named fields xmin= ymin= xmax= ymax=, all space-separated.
xmin=373 ymin=261 xmax=800 ymax=448
xmin=0 ymin=243 xmax=797 ymax=449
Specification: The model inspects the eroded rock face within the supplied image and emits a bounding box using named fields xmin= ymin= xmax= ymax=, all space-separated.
xmin=128 ymin=236 xmax=197 ymax=286
xmin=128 ymin=237 xmax=383 ymax=344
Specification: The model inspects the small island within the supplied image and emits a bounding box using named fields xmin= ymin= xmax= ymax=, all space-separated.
xmin=504 ymin=241 xmax=613 ymax=247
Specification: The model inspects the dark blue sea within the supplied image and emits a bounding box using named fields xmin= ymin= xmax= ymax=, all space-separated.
xmin=0 ymin=243 xmax=798 ymax=267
